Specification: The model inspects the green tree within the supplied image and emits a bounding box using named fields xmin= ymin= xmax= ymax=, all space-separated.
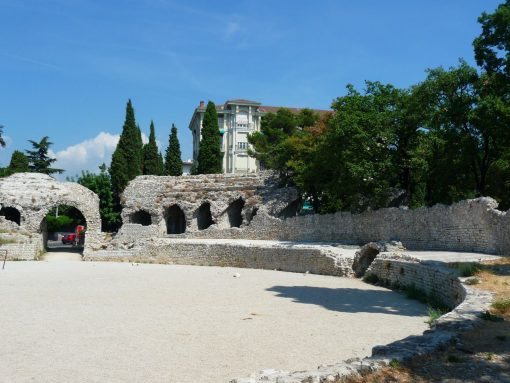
xmin=197 ymin=101 xmax=222 ymax=174
xmin=110 ymin=99 xmax=143 ymax=197
xmin=248 ymin=108 xmax=300 ymax=182
xmin=25 ymin=136 xmax=63 ymax=175
xmin=417 ymin=61 xmax=510 ymax=202
xmin=165 ymin=124 xmax=183 ymax=176
xmin=143 ymin=121 xmax=162 ymax=175
xmin=8 ymin=150 xmax=29 ymax=173
xmin=74 ymin=164 xmax=120 ymax=232
xmin=474 ymin=0 xmax=510 ymax=91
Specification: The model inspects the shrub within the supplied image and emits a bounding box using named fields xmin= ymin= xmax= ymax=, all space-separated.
xmin=457 ymin=262 xmax=481 ymax=277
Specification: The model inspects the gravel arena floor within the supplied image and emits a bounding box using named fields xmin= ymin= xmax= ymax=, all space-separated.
xmin=0 ymin=257 xmax=430 ymax=383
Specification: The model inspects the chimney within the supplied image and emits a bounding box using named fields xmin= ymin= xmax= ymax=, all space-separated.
xmin=199 ymin=100 xmax=204 ymax=108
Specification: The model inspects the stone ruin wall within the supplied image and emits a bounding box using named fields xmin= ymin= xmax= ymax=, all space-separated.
xmin=0 ymin=173 xmax=102 ymax=258
xmin=1 ymin=172 xmax=510 ymax=257
xmin=118 ymin=172 xmax=510 ymax=255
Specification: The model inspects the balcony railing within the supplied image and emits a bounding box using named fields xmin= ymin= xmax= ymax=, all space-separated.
xmin=235 ymin=122 xmax=255 ymax=131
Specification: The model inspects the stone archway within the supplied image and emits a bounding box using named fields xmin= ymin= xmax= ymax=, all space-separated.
xmin=0 ymin=206 xmax=21 ymax=225
xmin=197 ymin=202 xmax=214 ymax=230
xmin=166 ymin=205 xmax=186 ymax=234
xmin=0 ymin=173 xmax=102 ymax=255
xmin=227 ymin=198 xmax=245 ymax=228
xmin=130 ymin=210 xmax=152 ymax=226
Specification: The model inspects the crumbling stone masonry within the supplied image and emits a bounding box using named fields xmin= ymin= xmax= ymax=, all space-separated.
xmin=0 ymin=173 xmax=102 ymax=258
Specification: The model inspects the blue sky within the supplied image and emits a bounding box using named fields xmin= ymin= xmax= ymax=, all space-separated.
xmin=0 ymin=0 xmax=502 ymax=178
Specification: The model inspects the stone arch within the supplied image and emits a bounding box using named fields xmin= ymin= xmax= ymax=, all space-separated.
xmin=39 ymin=203 xmax=90 ymax=253
xmin=227 ymin=198 xmax=245 ymax=228
xmin=0 ymin=206 xmax=21 ymax=225
xmin=166 ymin=205 xmax=186 ymax=234
xmin=197 ymin=202 xmax=214 ymax=230
xmin=279 ymin=199 xmax=301 ymax=219
xmin=130 ymin=210 xmax=152 ymax=226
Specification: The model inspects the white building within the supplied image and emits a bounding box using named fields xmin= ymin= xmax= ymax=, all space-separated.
xmin=188 ymin=99 xmax=329 ymax=174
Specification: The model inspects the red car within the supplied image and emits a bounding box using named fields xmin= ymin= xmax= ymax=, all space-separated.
xmin=62 ymin=233 xmax=77 ymax=245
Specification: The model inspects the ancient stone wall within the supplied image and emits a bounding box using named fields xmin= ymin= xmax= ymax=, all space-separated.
xmin=0 ymin=173 xmax=102 ymax=254
xmin=118 ymin=172 xmax=298 ymax=236
xmin=117 ymin=193 xmax=510 ymax=255
xmin=85 ymin=239 xmax=356 ymax=277
xmin=275 ymin=197 xmax=510 ymax=255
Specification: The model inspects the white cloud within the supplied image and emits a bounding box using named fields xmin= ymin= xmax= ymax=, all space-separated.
xmin=50 ymin=132 xmax=119 ymax=178
xmin=49 ymin=131 xmax=151 ymax=179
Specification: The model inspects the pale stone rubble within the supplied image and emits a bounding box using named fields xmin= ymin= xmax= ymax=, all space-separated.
xmin=0 ymin=172 xmax=504 ymax=382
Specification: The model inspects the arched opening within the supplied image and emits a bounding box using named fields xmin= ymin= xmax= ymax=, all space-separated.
xmin=279 ymin=199 xmax=301 ymax=219
xmin=166 ymin=205 xmax=186 ymax=234
xmin=227 ymin=198 xmax=245 ymax=228
xmin=197 ymin=202 xmax=214 ymax=230
xmin=0 ymin=206 xmax=21 ymax=225
xmin=130 ymin=210 xmax=152 ymax=226
xmin=43 ymin=205 xmax=86 ymax=254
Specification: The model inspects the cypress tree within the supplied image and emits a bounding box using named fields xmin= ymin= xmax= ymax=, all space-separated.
xmin=165 ymin=124 xmax=182 ymax=176
xmin=143 ymin=121 xmax=162 ymax=175
xmin=197 ymin=101 xmax=222 ymax=174
xmin=8 ymin=150 xmax=29 ymax=173
xmin=110 ymin=99 xmax=143 ymax=197
xmin=158 ymin=152 xmax=164 ymax=175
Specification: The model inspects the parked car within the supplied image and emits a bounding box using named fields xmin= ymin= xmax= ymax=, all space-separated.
xmin=62 ymin=233 xmax=76 ymax=245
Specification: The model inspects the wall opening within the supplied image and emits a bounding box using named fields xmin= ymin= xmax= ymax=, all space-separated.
xmin=197 ymin=202 xmax=214 ymax=230
xmin=42 ymin=205 xmax=86 ymax=254
xmin=130 ymin=210 xmax=152 ymax=226
xmin=166 ymin=205 xmax=186 ymax=234
xmin=279 ymin=199 xmax=300 ymax=219
xmin=227 ymin=198 xmax=245 ymax=228
xmin=0 ymin=206 xmax=21 ymax=225
xmin=248 ymin=207 xmax=258 ymax=223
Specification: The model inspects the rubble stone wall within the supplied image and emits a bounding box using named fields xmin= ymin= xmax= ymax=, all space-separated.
xmin=0 ymin=173 xmax=102 ymax=253
xmin=85 ymin=239 xmax=356 ymax=277
xmin=275 ymin=198 xmax=510 ymax=255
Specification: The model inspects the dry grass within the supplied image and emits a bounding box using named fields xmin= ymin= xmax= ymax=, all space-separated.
xmin=476 ymin=258 xmax=510 ymax=318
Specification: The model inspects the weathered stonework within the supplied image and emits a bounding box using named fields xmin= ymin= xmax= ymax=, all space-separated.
xmin=0 ymin=172 xmax=504 ymax=383
xmin=0 ymin=173 xmax=102 ymax=256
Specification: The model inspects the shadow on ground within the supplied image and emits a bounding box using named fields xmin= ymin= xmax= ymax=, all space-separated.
xmin=266 ymin=285 xmax=427 ymax=317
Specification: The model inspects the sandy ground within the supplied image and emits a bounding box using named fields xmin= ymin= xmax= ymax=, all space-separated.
xmin=0 ymin=258 xmax=429 ymax=383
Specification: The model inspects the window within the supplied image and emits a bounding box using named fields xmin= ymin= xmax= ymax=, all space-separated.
xmin=238 ymin=142 xmax=248 ymax=150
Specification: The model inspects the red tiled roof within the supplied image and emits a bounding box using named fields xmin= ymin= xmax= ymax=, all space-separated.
xmin=259 ymin=105 xmax=331 ymax=115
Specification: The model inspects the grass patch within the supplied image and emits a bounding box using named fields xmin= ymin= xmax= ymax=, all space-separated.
xmin=456 ymin=262 xmax=481 ymax=277
xmin=492 ymin=298 xmax=510 ymax=314
xmin=0 ymin=238 xmax=19 ymax=245
xmin=426 ymin=306 xmax=446 ymax=325
xmin=388 ymin=359 xmax=401 ymax=369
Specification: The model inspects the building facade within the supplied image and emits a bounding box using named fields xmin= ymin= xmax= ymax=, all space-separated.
xmin=188 ymin=99 xmax=329 ymax=174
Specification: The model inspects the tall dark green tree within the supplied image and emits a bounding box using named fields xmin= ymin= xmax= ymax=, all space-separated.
xmin=143 ymin=121 xmax=162 ymax=175
xmin=110 ymin=99 xmax=143 ymax=197
xmin=165 ymin=124 xmax=182 ymax=176
xmin=74 ymin=164 xmax=120 ymax=232
xmin=25 ymin=136 xmax=63 ymax=175
xmin=8 ymin=150 xmax=29 ymax=173
xmin=197 ymin=101 xmax=222 ymax=174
